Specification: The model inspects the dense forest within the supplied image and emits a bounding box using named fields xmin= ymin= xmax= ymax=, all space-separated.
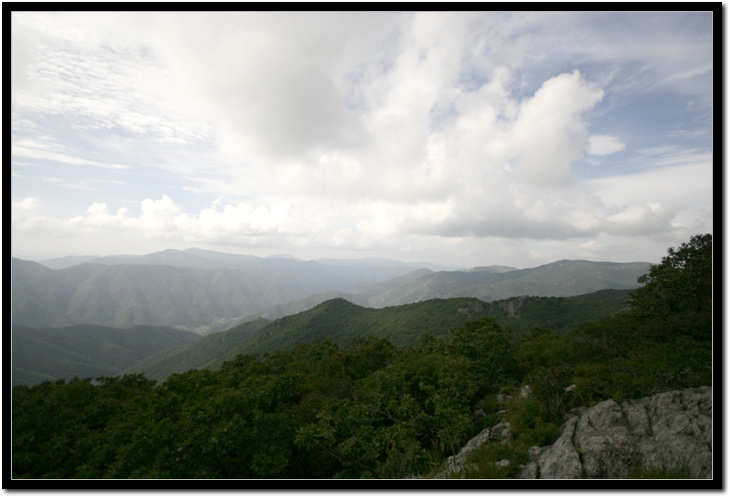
xmin=10 ymin=235 xmax=712 ymax=480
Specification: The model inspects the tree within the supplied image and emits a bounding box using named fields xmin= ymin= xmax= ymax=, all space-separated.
xmin=445 ymin=318 xmax=518 ymax=388
xmin=568 ymin=234 xmax=713 ymax=401
xmin=632 ymin=234 xmax=712 ymax=313
xmin=629 ymin=233 xmax=712 ymax=342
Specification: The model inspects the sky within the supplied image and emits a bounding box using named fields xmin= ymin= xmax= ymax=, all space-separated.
xmin=10 ymin=10 xmax=715 ymax=268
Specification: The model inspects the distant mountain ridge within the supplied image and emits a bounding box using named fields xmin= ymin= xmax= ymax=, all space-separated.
xmin=12 ymin=248 xmax=651 ymax=333
xmin=11 ymin=258 xmax=300 ymax=331
xmin=36 ymin=248 xmax=458 ymax=272
xmin=10 ymin=251 xmax=421 ymax=332
xmin=355 ymin=259 xmax=650 ymax=308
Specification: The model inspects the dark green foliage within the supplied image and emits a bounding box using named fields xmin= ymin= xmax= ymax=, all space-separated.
xmin=568 ymin=234 xmax=713 ymax=401
xmin=138 ymin=291 xmax=632 ymax=381
xmin=12 ymin=375 xmax=156 ymax=478
xmin=445 ymin=318 xmax=518 ymax=389
xmin=630 ymin=233 xmax=713 ymax=342
xmin=632 ymin=234 xmax=712 ymax=313
xmin=191 ymin=297 xmax=503 ymax=372
xmin=493 ymin=289 xmax=633 ymax=336
xmin=11 ymin=321 xmax=510 ymax=479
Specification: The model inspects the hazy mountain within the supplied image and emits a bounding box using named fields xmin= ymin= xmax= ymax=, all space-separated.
xmin=11 ymin=258 xmax=77 ymax=328
xmin=360 ymin=260 xmax=650 ymax=308
xmin=229 ymin=268 xmax=435 ymax=324
xmin=315 ymin=256 xmax=460 ymax=272
xmin=235 ymin=290 xmax=350 ymax=323
xmin=468 ymin=265 xmax=518 ymax=273
xmin=37 ymin=248 xmax=441 ymax=286
xmin=37 ymin=255 xmax=101 ymax=269
xmin=231 ymin=259 xmax=648 ymax=324
xmin=10 ymin=257 xmax=299 ymax=331
xmin=11 ymin=251 xmax=421 ymax=332
xmin=12 ymin=324 xmax=200 ymax=386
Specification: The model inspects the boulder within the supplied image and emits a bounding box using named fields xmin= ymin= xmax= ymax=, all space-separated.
xmin=519 ymin=386 xmax=712 ymax=479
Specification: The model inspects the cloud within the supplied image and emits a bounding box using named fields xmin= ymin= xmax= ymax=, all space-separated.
xmin=12 ymin=142 xmax=130 ymax=169
xmin=508 ymin=71 xmax=603 ymax=184
xmin=13 ymin=64 xmax=707 ymax=249
xmin=589 ymin=156 xmax=712 ymax=209
xmin=69 ymin=202 xmax=130 ymax=231
xmin=10 ymin=12 xmax=713 ymax=266
xmin=52 ymin=195 xmax=303 ymax=245
xmin=588 ymin=135 xmax=626 ymax=155
xmin=11 ymin=14 xmax=212 ymax=151
xmin=603 ymin=202 xmax=675 ymax=236
xmin=12 ymin=196 xmax=42 ymax=212
xmin=133 ymin=12 xmax=396 ymax=164
xmin=517 ymin=12 xmax=713 ymax=99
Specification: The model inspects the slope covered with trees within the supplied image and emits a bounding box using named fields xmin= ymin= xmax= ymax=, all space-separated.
xmin=124 ymin=289 xmax=632 ymax=381
xmin=11 ymin=325 xmax=200 ymax=387
xmin=11 ymin=235 xmax=712 ymax=480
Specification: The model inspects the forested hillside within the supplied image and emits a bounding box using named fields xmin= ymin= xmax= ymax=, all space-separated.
xmin=11 ymin=235 xmax=712 ymax=480
xmin=11 ymin=288 xmax=632 ymax=387
xmin=11 ymin=325 xmax=200 ymax=387
xmin=123 ymin=289 xmax=632 ymax=382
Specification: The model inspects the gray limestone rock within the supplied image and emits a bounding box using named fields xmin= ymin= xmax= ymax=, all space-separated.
xmin=519 ymin=386 xmax=712 ymax=479
xmin=435 ymin=421 xmax=512 ymax=477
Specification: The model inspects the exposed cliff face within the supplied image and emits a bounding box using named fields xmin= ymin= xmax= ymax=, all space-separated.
xmin=520 ymin=386 xmax=712 ymax=479
xmin=496 ymin=295 xmax=530 ymax=318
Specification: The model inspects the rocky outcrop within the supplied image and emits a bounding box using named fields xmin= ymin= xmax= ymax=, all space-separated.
xmin=434 ymin=422 xmax=512 ymax=477
xmin=496 ymin=296 xmax=530 ymax=318
xmin=519 ymin=386 xmax=712 ymax=479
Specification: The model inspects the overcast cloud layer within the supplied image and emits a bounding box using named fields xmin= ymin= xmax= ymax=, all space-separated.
xmin=11 ymin=11 xmax=714 ymax=267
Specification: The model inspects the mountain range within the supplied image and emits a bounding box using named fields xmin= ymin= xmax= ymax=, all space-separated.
xmin=10 ymin=250 xmax=419 ymax=332
xmin=10 ymin=245 xmax=650 ymax=386
xmin=11 ymin=248 xmax=651 ymax=333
